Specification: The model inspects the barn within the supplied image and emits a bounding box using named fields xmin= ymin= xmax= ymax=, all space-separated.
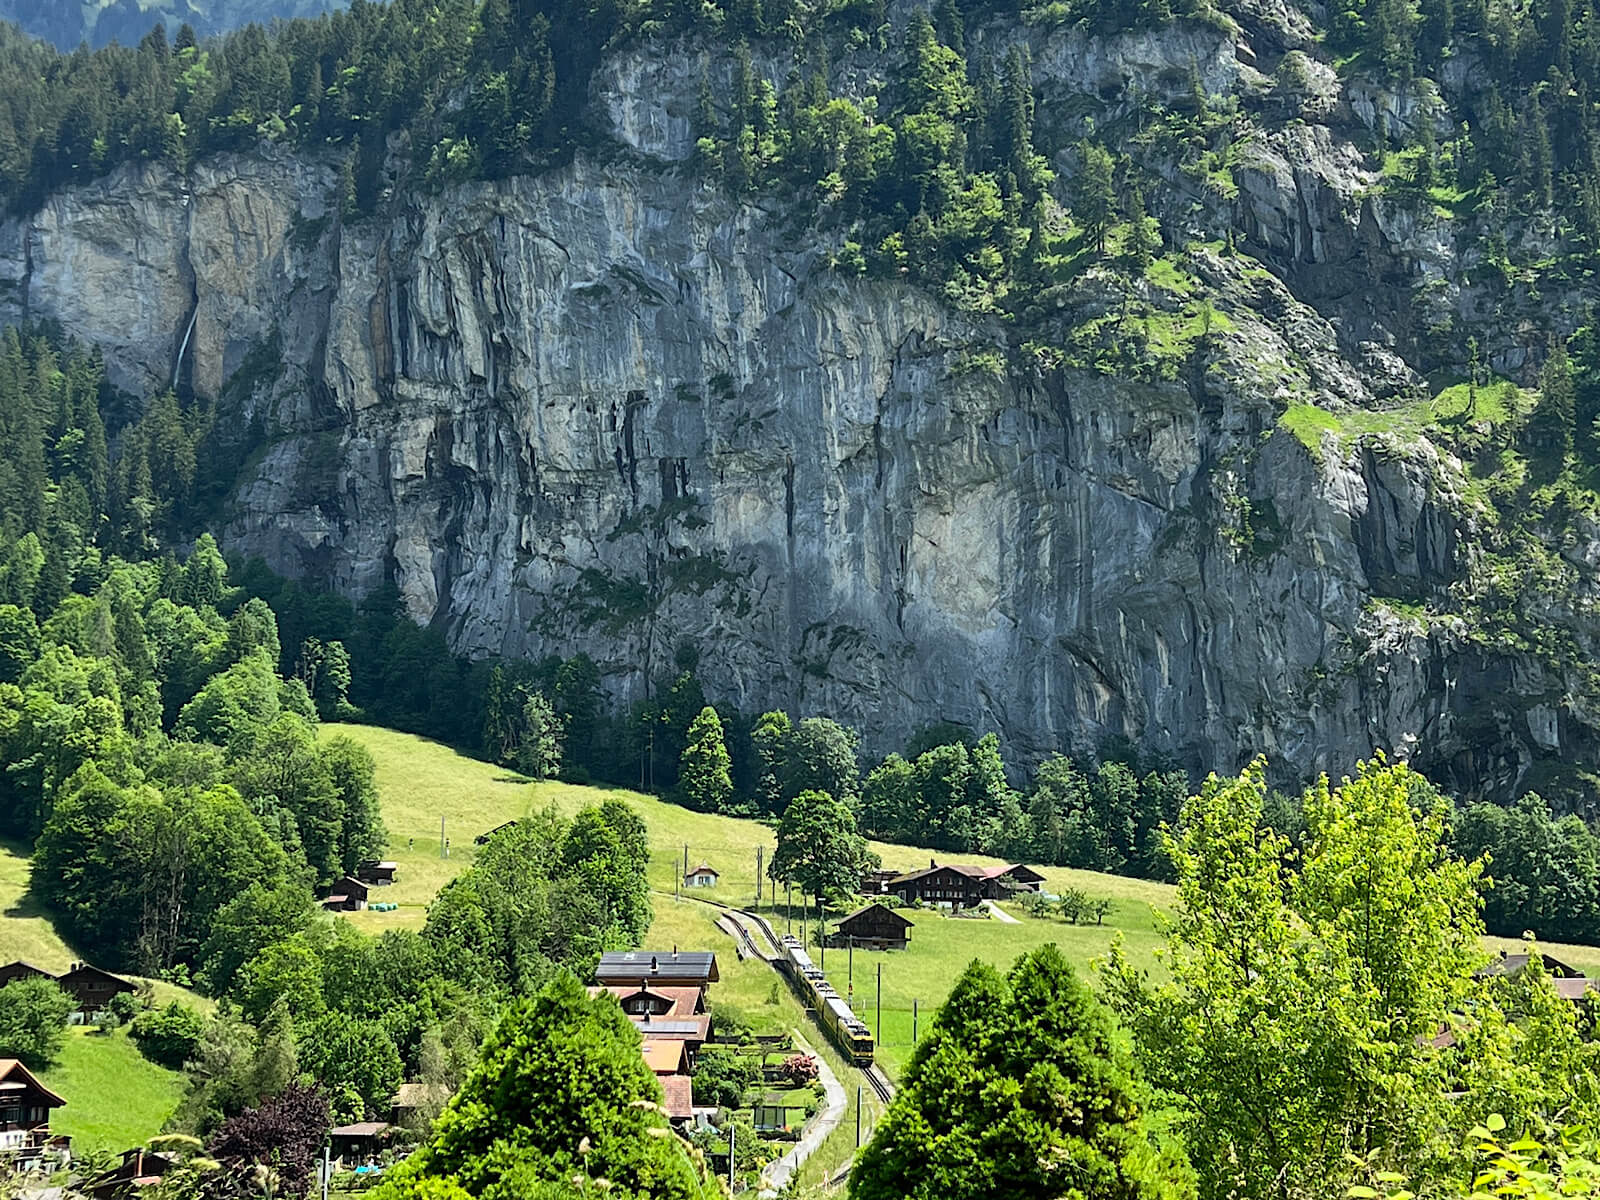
xmin=830 ymin=904 xmax=914 ymax=951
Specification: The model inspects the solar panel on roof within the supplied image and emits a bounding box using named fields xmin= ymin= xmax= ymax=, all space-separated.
xmin=631 ymin=1020 xmax=703 ymax=1034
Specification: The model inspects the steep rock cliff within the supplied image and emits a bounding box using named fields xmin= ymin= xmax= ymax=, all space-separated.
xmin=0 ymin=16 xmax=1592 ymax=800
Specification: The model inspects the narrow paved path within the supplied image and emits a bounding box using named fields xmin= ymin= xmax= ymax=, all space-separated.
xmin=759 ymin=1032 xmax=846 ymax=1196
xmin=981 ymin=899 xmax=1021 ymax=924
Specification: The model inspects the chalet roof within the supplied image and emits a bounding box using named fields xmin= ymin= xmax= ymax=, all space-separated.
xmin=685 ymin=863 xmax=719 ymax=877
xmin=590 ymin=984 xmax=706 ymax=1015
xmin=0 ymin=960 xmax=56 ymax=978
xmin=659 ymin=1074 xmax=694 ymax=1121
xmin=836 ymin=904 xmax=915 ymax=932
xmin=640 ymin=1039 xmax=689 ymax=1074
xmin=889 ymin=862 xmax=1041 ymax=885
xmin=391 ymin=1082 xmax=453 ymax=1109
xmin=594 ymin=950 xmax=719 ymax=984
xmin=1554 ymin=977 xmax=1600 ymax=1000
xmin=331 ymin=876 xmax=369 ymax=894
xmin=0 ymin=1059 xmax=66 ymax=1107
xmin=1478 ymin=952 xmax=1582 ymax=980
xmin=330 ymin=1122 xmax=391 ymax=1138
xmin=59 ymin=963 xmax=132 ymax=988
xmin=360 ymin=861 xmax=399 ymax=870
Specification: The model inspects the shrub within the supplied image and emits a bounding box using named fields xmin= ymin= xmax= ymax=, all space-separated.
xmin=131 ymin=1002 xmax=209 ymax=1069
xmin=780 ymin=1053 xmax=819 ymax=1086
xmin=0 ymin=976 xmax=72 ymax=1068
xmin=692 ymin=1046 xmax=761 ymax=1108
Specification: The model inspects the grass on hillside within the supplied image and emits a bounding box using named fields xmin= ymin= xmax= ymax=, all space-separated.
xmin=37 ymin=1027 xmax=186 ymax=1155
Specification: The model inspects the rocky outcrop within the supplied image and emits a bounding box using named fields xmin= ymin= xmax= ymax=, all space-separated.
xmin=0 ymin=16 xmax=1590 ymax=799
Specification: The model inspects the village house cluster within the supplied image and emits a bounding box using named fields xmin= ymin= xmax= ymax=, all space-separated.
xmin=590 ymin=949 xmax=720 ymax=1129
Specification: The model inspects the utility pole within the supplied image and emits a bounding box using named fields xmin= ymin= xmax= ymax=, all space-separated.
xmin=820 ymin=896 xmax=826 ymax=970
xmin=855 ymin=1086 xmax=862 ymax=1146
xmin=786 ymin=883 xmax=792 ymax=934
xmin=848 ymin=936 xmax=853 ymax=987
xmin=913 ymin=998 xmax=918 ymax=1045
xmin=876 ymin=962 xmax=882 ymax=1044
xmin=439 ymin=815 xmax=445 ymax=859
xmin=728 ymin=1120 xmax=735 ymax=1192
xmin=755 ymin=846 xmax=763 ymax=906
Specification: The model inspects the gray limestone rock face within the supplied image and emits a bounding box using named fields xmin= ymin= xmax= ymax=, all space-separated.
xmin=0 ymin=17 xmax=1590 ymax=800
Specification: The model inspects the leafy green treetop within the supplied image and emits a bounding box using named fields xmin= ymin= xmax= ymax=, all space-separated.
xmin=768 ymin=787 xmax=876 ymax=902
xmin=0 ymin=975 xmax=73 ymax=1068
xmin=370 ymin=973 xmax=712 ymax=1200
xmin=1101 ymin=757 xmax=1515 ymax=1200
xmin=851 ymin=944 xmax=1194 ymax=1200
xmin=679 ymin=705 xmax=733 ymax=812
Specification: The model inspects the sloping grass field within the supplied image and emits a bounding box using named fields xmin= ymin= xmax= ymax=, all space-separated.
xmin=37 ymin=1027 xmax=187 ymax=1155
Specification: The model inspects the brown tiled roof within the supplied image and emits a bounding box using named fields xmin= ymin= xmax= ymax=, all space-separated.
xmin=631 ymin=1014 xmax=712 ymax=1041
xmin=330 ymin=1122 xmax=391 ymax=1137
xmin=1555 ymin=977 xmax=1600 ymax=1000
xmin=659 ymin=1075 xmax=694 ymax=1121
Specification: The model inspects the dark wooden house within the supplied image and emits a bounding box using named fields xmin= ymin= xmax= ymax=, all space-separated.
xmin=886 ymin=861 xmax=1045 ymax=909
xmin=0 ymin=962 xmax=54 ymax=990
xmin=328 ymin=1121 xmax=391 ymax=1166
xmin=58 ymin=963 xmax=134 ymax=1016
xmin=356 ymin=860 xmax=398 ymax=885
xmin=830 ymin=904 xmax=914 ymax=951
xmin=594 ymin=950 xmax=719 ymax=989
xmin=0 ymin=1057 xmax=67 ymax=1166
xmin=321 ymin=877 xmax=370 ymax=912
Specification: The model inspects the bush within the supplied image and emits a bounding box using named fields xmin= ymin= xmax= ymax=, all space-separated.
xmin=779 ymin=1053 xmax=819 ymax=1086
xmin=108 ymin=990 xmax=144 ymax=1023
xmin=692 ymin=1046 xmax=761 ymax=1108
xmin=0 ymin=976 xmax=73 ymax=1068
xmin=709 ymin=1001 xmax=757 ymax=1046
xmin=131 ymin=1002 xmax=209 ymax=1070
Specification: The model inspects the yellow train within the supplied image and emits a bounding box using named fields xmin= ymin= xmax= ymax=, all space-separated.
xmin=777 ymin=934 xmax=875 ymax=1065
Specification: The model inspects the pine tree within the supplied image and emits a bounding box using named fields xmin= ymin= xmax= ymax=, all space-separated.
xmin=1529 ymin=335 xmax=1577 ymax=457
xmin=679 ymin=706 xmax=734 ymax=812
xmin=852 ymin=946 xmax=1192 ymax=1200
xmin=1126 ymin=185 xmax=1156 ymax=269
xmin=1071 ymin=141 xmax=1116 ymax=253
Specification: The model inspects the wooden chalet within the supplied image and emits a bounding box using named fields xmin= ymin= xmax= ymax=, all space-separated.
xmin=0 ymin=962 xmax=54 ymax=989
xmin=594 ymin=950 xmax=718 ymax=989
xmin=860 ymin=868 xmax=901 ymax=895
xmin=356 ymin=860 xmax=399 ymax=885
xmin=58 ymin=963 xmax=134 ymax=1016
xmin=830 ymin=904 xmax=914 ymax=951
xmin=684 ymin=863 xmax=719 ymax=888
xmin=0 ymin=1058 xmax=67 ymax=1166
xmin=321 ymin=876 xmax=370 ymax=912
xmin=885 ymin=861 xmax=1045 ymax=909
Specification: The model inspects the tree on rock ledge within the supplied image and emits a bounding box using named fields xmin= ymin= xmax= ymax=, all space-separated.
xmin=850 ymin=944 xmax=1193 ymax=1200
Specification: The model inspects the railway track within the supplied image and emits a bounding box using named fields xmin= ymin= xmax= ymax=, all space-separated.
xmin=862 ymin=1063 xmax=895 ymax=1104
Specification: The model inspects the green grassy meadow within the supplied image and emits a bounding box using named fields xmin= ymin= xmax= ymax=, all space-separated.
xmin=36 ymin=1027 xmax=187 ymax=1154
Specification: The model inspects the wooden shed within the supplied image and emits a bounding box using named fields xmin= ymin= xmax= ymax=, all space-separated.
xmin=830 ymin=904 xmax=914 ymax=951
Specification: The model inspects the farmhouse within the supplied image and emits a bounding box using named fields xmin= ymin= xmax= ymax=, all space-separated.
xmin=58 ymin=963 xmax=135 ymax=1016
xmin=684 ymin=863 xmax=719 ymax=888
xmin=0 ymin=1058 xmax=67 ymax=1168
xmin=885 ymin=861 xmax=1045 ymax=909
xmin=1478 ymin=951 xmax=1600 ymax=1002
xmin=594 ymin=950 xmax=719 ymax=989
xmin=830 ymin=904 xmax=914 ymax=951
xmin=1 ymin=961 xmax=134 ymax=1020
xmin=321 ymin=876 xmax=371 ymax=912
